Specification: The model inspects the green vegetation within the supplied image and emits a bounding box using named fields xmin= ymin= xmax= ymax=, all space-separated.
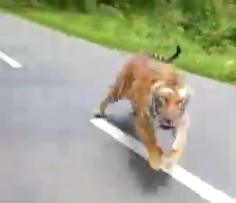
xmin=1 ymin=0 xmax=236 ymax=83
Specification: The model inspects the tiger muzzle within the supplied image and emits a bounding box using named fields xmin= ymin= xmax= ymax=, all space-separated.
xmin=159 ymin=118 xmax=175 ymax=129
xmin=159 ymin=111 xmax=184 ymax=129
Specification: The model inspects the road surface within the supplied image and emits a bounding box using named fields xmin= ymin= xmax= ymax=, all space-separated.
xmin=0 ymin=12 xmax=235 ymax=203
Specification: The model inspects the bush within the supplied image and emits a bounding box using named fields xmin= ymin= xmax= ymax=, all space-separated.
xmin=1 ymin=0 xmax=236 ymax=82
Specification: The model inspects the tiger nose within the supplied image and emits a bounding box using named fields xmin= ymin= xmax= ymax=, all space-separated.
xmin=163 ymin=118 xmax=172 ymax=125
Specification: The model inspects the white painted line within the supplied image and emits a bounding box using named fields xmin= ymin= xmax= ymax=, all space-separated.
xmin=91 ymin=118 xmax=236 ymax=203
xmin=0 ymin=50 xmax=22 ymax=68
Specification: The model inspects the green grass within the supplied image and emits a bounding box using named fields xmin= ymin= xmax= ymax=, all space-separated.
xmin=1 ymin=6 xmax=236 ymax=83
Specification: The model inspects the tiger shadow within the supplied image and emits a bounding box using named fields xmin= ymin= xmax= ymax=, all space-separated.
xmin=105 ymin=113 xmax=172 ymax=194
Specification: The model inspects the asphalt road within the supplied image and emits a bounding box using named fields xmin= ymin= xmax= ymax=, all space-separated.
xmin=0 ymin=12 xmax=236 ymax=203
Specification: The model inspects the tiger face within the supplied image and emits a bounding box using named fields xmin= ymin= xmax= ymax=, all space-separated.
xmin=150 ymin=82 xmax=192 ymax=129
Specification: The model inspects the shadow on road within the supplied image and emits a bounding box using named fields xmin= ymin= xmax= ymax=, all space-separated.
xmin=128 ymin=152 xmax=171 ymax=194
xmin=106 ymin=113 xmax=139 ymax=140
xmin=106 ymin=114 xmax=172 ymax=194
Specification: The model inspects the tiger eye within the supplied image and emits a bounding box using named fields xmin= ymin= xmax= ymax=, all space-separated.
xmin=176 ymin=99 xmax=183 ymax=105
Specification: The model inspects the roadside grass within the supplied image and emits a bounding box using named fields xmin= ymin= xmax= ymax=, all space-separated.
xmin=1 ymin=6 xmax=236 ymax=83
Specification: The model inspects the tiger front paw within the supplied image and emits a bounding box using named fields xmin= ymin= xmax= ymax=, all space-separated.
xmin=160 ymin=153 xmax=177 ymax=172
xmin=148 ymin=151 xmax=162 ymax=171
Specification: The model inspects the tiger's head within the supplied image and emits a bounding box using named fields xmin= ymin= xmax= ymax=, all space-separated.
xmin=150 ymin=81 xmax=193 ymax=129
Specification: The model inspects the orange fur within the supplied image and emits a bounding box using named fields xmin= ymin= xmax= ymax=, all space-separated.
xmin=95 ymin=53 xmax=190 ymax=171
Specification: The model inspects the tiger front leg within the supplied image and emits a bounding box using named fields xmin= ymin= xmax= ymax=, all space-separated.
xmin=161 ymin=115 xmax=188 ymax=171
xmin=129 ymin=99 xmax=137 ymax=117
xmin=134 ymin=115 xmax=164 ymax=171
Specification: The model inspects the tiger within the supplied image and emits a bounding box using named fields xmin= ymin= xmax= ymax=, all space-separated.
xmin=94 ymin=45 xmax=193 ymax=171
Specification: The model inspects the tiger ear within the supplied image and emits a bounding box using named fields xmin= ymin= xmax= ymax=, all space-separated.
xmin=151 ymin=81 xmax=164 ymax=97
xmin=179 ymin=85 xmax=194 ymax=106
xmin=150 ymin=78 xmax=157 ymax=84
xmin=150 ymin=76 xmax=161 ymax=84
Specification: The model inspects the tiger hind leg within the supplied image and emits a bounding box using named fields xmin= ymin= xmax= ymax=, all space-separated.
xmin=94 ymin=95 xmax=117 ymax=118
xmin=94 ymin=76 xmax=128 ymax=118
xmin=94 ymin=82 xmax=122 ymax=118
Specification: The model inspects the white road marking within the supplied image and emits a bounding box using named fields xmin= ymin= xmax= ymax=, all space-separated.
xmin=0 ymin=50 xmax=22 ymax=68
xmin=91 ymin=118 xmax=236 ymax=203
